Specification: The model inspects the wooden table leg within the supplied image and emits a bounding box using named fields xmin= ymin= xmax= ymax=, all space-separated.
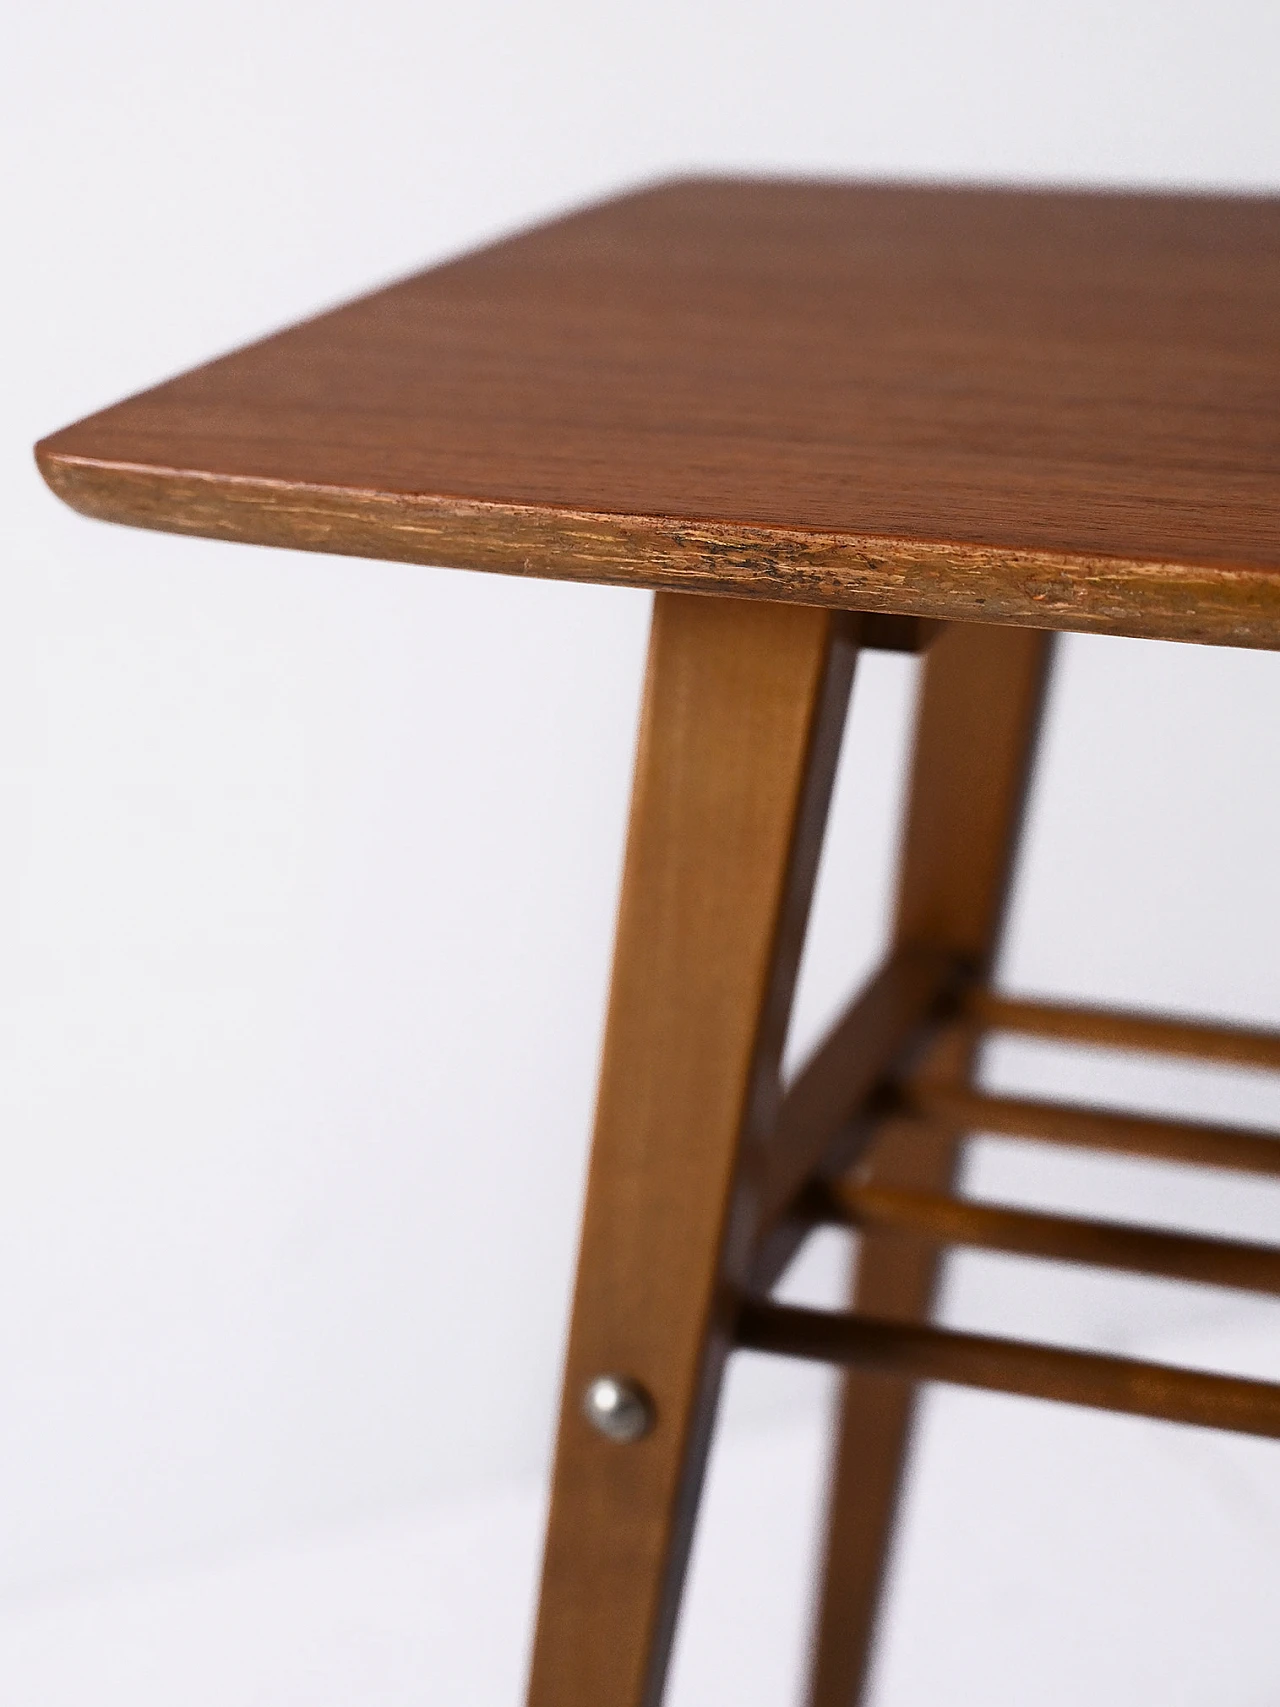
xmin=525 ymin=592 xmax=859 ymax=1707
xmin=807 ymin=621 xmax=1056 ymax=1707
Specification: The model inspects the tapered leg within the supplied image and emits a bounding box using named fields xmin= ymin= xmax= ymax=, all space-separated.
xmin=526 ymin=593 xmax=859 ymax=1707
xmin=807 ymin=621 xmax=1056 ymax=1707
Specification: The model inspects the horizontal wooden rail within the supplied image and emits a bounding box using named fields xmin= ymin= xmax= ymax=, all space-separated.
xmin=756 ymin=947 xmax=958 ymax=1231
xmin=966 ymin=990 xmax=1280 ymax=1072
xmin=899 ymin=1084 xmax=1280 ymax=1177
xmin=824 ymin=1180 xmax=1280 ymax=1295
xmin=736 ymin=1302 xmax=1280 ymax=1440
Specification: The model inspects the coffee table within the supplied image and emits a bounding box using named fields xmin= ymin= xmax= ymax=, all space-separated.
xmin=37 ymin=177 xmax=1280 ymax=1707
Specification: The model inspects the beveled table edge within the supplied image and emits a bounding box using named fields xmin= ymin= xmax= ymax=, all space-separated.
xmin=36 ymin=447 xmax=1280 ymax=650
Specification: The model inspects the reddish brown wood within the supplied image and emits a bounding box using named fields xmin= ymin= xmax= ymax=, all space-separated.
xmin=825 ymin=1179 xmax=1280 ymax=1295
xmin=739 ymin=1302 xmax=1280 ymax=1440
xmin=808 ymin=622 xmax=1054 ymax=1707
xmin=967 ymin=990 xmax=1280 ymax=1071
xmin=36 ymin=180 xmax=1280 ymax=647
xmin=31 ymin=172 xmax=1280 ymax=1696
xmin=527 ymin=594 xmax=857 ymax=1707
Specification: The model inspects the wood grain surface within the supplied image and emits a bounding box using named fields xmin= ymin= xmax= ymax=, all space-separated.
xmin=36 ymin=178 xmax=1280 ymax=647
xmin=527 ymin=594 xmax=857 ymax=1707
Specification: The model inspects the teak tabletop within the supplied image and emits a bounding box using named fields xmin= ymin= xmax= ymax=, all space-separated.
xmin=37 ymin=176 xmax=1280 ymax=647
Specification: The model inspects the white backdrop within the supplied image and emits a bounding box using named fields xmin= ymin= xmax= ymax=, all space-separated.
xmin=5 ymin=0 xmax=1280 ymax=1692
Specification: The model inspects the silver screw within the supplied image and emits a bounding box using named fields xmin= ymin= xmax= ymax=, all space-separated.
xmin=582 ymin=1375 xmax=655 ymax=1443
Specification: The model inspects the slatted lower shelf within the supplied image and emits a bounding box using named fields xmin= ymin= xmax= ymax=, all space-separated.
xmin=755 ymin=969 xmax=1280 ymax=1443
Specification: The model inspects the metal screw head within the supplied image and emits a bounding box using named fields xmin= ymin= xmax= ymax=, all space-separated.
xmin=582 ymin=1375 xmax=655 ymax=1443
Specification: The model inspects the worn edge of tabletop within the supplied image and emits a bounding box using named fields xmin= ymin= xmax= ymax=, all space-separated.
xmin=35 ymin=450 xmax=1280 ymax=649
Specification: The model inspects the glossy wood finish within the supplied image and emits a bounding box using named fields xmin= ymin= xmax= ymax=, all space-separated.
xmin=968 ymin=990 xmax=1280 ymax=1071
xmin=738 ymin=1303 xmax=1280 ymax=1440
xmin=808 ymin=622 xmax=1054 ymax=1707
xmin=825 ymin=1179 xmax=1280 ymax=1295
xmin=37 ymin=180 xmax=1280 ymax=648
xmin=526 ymin=593 xmax=857 ymax=1707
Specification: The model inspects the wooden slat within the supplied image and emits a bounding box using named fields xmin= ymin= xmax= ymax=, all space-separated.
xmin=738 ymin=1302 xmax=1280 ymax=1440
xmin=756 ymin=947 xmax=958 ymax=1233
xmin=901 ymin=1084 xmax=1280 ymax=1177
xmin=967 ymin=990 xmax=1280 ymax=1072
xmin=826 ymin=1180 xmax=1280 ymax=1295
